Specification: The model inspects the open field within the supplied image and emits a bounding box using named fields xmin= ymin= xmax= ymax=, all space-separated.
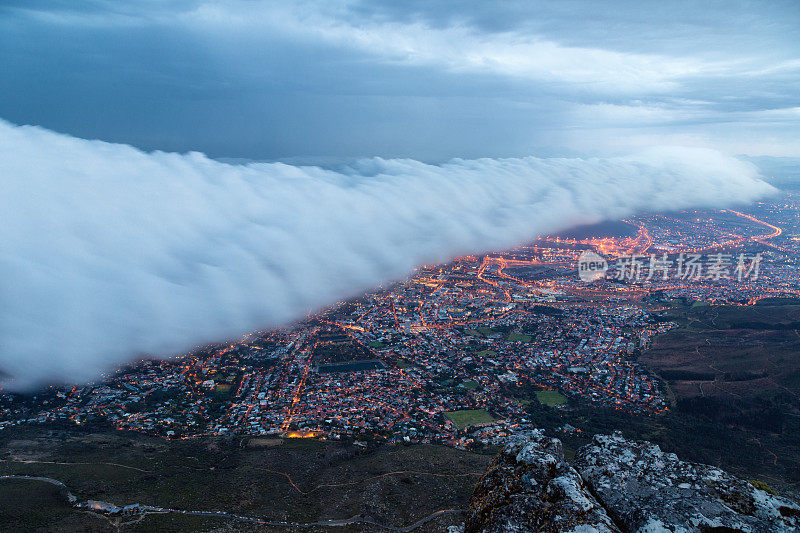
xmin=0 ymin=427 xmax=492 ymax=532
xmin=534 ymin=390 xmax=567 ymax=407
xmin=444 ymin=409 xmax=495 ymax=429
xmin=641 ymin=304 xmax=800 ymax=403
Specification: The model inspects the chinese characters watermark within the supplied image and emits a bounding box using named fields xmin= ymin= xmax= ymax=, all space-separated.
xmin=577 ymin=251 xmax=762 ymax=283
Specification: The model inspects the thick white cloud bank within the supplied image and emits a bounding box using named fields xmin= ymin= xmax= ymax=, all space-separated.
xmin=0 ymin=119 xmax=776 ymax=388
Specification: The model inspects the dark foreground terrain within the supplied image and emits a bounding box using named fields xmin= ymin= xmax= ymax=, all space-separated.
xmin=0 ymin=427 xmax=492 ymax=532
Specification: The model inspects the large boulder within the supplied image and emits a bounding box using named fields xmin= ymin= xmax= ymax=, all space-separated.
xmin=574 ymin=431 xmax=799 ymax=533
xmin=465 ymin=430 xmax=619 ymax=532
xmin=465 ymin=430 xmax=799 ymax=533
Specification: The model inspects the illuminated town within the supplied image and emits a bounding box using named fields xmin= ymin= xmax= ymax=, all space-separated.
xmin=1 ymin=193 xmax=798 ymax=449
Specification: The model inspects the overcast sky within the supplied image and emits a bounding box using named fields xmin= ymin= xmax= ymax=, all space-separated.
xmin=1 ymin=0 xmax=798 ymax=161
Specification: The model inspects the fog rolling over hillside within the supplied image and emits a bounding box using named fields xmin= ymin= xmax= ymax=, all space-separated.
xmin=0 ymin=119 xmax=776 ymax=388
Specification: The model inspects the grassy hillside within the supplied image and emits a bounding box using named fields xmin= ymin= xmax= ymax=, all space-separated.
xmin=0 ymin=427 xmax=492 ymax=532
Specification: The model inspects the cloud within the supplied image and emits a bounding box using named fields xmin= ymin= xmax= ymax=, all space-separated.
xmin=2 ymin=1 xmax=798 ymax=160
xmin=0 ymin=118 xmax=776 ymax=388
xmin=178 ymin=3 xmax=705 ymax=92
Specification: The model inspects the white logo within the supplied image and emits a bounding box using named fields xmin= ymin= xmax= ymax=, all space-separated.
xmin=577 ymin=250 xmax=608 ymax=282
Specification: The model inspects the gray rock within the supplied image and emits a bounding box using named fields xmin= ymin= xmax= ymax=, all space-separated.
xmin=574 ymin=431 xmax=800 ymax=532
xmin=466 ymin=430 xmax=799 ymax=533
xmin=465 ymin=430 xmax=620 ymax=532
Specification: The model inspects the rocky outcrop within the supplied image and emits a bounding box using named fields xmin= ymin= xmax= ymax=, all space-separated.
xmin=465 ymin=430 xmax=620 ymax=532
xmin=574 ymin=432 xmax=800 ymax=533
xmin=466 ymin=431 xmax=800 ymax=533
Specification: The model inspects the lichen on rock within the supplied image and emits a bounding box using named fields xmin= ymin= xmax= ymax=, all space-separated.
xmin=465 ymin=430 xmax=799 ymax=533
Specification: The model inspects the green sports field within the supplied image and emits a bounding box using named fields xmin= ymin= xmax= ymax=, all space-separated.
xmin=535 ymin=390 xmax=568 ymax=406
xmin=444 ymin=409 xmax=495 ymax=429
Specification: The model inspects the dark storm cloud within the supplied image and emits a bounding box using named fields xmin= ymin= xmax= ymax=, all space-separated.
xmin=1 ymin=0 xmax=798 ymax=159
